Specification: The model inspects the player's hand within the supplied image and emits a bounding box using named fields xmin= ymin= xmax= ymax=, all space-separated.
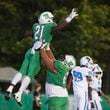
xmin=34 ymin=40 xmax=42 ymax=50
xmin=40 ymin=42 xmax=49 ymax=49
xmin=69 ymin=8 xmax=78 ymax=19
xmin=66 ymin=8 xmax=78 ymax=23
xmin=31 ymin=40 xmax=42 ymax=54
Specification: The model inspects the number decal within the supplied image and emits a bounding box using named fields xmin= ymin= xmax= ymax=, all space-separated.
xmin=34 ymin=25 xmax=44 ymax=40
xmin=72 ymin=71 xmax=83 ymax=82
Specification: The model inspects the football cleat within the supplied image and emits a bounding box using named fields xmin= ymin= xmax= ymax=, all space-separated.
xmin=14 ymin=91 xmax=22 ymax=106
xmin=4 ymin=91 xmax=12 ymax=101
xmin=5 ymin=85 xmax=14 ymax=100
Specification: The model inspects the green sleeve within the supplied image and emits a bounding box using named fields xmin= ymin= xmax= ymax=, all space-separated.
xmin=54 ymin=60 xmax=69 ymax=73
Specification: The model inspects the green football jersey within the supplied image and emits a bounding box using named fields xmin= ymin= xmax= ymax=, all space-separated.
xmin=32 ymin=22 xmax=56 ymax=44
xmin=46 ymin=60 xmax=69 ymax=88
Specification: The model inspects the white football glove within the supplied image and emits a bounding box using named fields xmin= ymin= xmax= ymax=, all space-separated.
xmin=31 ymin=40 xmax=42 ymax=54
xmin=66 ymin=8 xmax=78 ymax=23
xmin=40 ymin=39 xmax=50 ymax=50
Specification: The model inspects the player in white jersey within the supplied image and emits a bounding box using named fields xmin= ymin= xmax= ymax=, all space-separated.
xmin=88 ymin=64 xmax=110 ymax=110
xmin=67 ymin=56 xmax=93 ymax=110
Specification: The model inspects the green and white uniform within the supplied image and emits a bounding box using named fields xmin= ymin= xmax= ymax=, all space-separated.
xmin=45 ymin=60 xmax=69 ymax=110
xmin=19 ymin=22 xmax=56 ymax=78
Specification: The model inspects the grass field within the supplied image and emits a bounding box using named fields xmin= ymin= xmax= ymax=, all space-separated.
xmin=0 ymin=93 xmax=110 ymax=110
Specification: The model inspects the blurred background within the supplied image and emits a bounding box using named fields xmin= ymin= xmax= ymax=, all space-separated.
xmin=0 ymin=0 xmax=110 ymax=94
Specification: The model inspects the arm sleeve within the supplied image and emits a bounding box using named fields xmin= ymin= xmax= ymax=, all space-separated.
xmin=51 ymin=20 xmax=68 ymax=35
xmin=54 ymin=60 xmax=64 ymax=71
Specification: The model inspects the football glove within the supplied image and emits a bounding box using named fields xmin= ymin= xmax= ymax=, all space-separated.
xmin=31 ymin=40 xmax=42 ymax=54
xmin=66 ymin=8 xmax=78 ymax=23
xmin=45 ymin=43 xmax=50 ymax=50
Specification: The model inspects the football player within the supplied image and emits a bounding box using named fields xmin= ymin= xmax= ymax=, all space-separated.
xmin=33 ymin=83 xmax=42 ymax=110
xmin=67 ymin=56 xmax=93 ymax=110
xmin=5 ymin=8 xmax=78 ymax=105
xmin=88 ymin=64 xmax=110 ymax=110
xmin=39 ymin=44 xmax=76 ymax=110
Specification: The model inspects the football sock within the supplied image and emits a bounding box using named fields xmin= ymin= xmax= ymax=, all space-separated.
xmin=11 ymin=72 xmax=22 ymax=85
xmin=18 ymin=76 xmax=31 ymax=94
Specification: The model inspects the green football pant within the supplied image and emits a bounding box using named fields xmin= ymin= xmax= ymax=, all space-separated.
xmin=19 ymin=48 xmax=41 ymax=78
xmin=48 ymin=97 xmax=69 ymax=110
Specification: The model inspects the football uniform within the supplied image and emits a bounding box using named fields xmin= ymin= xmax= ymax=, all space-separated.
xmin=89 ymin=74 xmax=102 ymax=110
xmin=45 ymin=60 xmax=69 ymax=110
xmin=71 ymin=66 xmax=93 ymax=110
xmin=5 ymin=22 xmax=57 ymax=104
xmin=19 ymin=22 xmax=56 ymax=78
xmin=5 ymin=9 xmax=78 ymax=104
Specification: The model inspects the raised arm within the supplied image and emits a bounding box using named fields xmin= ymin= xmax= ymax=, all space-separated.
xmin=45 ymin=44 xmax=55 ymax=60
xmin=52 ymin=8 xmax=78 ymax=34
xmin=40 ymin=46 xmax=57 ymax=73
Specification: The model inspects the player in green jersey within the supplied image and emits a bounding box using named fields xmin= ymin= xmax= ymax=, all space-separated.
xmin=39 ymin=44 xmax=76 ymax=110
xmin=5 ymin=8 xmax=78 ymax=105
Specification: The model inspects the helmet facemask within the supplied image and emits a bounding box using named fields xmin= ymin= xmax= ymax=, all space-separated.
xmin=92 ymin=64 xmax=103 ymax=78
xmin=63 ymin=55 xmax=76 ymax=70
xmin=95 ymin=72 xmax=103 ymax=79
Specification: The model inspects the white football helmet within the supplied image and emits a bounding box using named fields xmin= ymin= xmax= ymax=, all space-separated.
xmin=80 ymin=56 xmax=93 ymax=69
xmin=38 ymin=11 xmax=54 ymax=24
xmin=63 ymin=55 xmax=76 ymax=69
xmin=92 ymin=64 xmax=103 ymax=78
xmin=92 ymin=64 xmax=102 ymax=73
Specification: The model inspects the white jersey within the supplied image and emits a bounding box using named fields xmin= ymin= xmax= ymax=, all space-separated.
xmin=45 ymin=82 xmax=68 ymax=97
xmin=90 ymin=63 xmax=102 ymax=92
xmin=71 ymin=66 xmax=93 ymax=93
xmin=88 ymin=64 xmax=103 ymax=110
xmin=88 ymin=76 xmax=102 ymax=110
xmin=71 ymin=66 xmax=93 ymax=110
xmin=89 ymin=75 xmax=102 ymax=92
